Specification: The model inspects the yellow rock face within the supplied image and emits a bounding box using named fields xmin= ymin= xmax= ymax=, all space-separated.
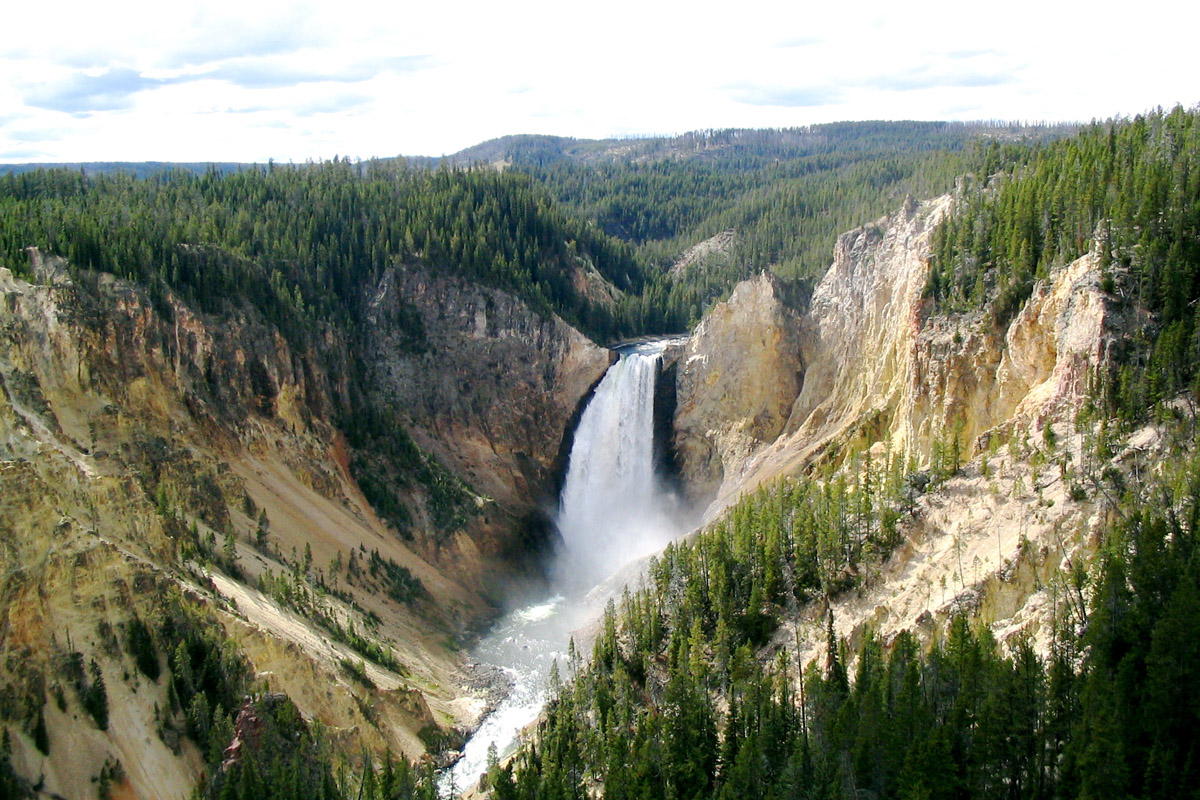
xmin=671 ymin=272 xmax=805 ymax=505
xmin=687 ymin=195 xmax=1110 ymax=510
xmin=0 ymin=254 xmax=610 ymax=797
xmin=672 ymin=194 xmax=1117 ymax=663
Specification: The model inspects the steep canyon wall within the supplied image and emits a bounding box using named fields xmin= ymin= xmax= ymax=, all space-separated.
xmin=0 ymin=252 xmax=608 ymax=798
xmin=671 ymin=194 xmax=1118 ymax=660
xmin=675 ymin=195 xmax=1112 ymax=511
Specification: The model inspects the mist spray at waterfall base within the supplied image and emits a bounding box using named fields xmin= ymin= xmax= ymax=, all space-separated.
xmin=444 ymin=339 xmax=691 ymax=795
xmin=552 ymin=345 xmax=689 ymax=593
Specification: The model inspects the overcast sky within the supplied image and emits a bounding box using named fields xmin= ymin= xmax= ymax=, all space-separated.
xmin=2 ymin=0 xmax=1196 ymax=163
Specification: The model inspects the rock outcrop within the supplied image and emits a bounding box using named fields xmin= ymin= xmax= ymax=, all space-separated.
xmin=0 ymin=251 xmax=611 ymax=798
xmin=672 ymin=194 xmax=1117 ymax=661
xmin=669 ymin=272 xmax=804 ymax=504
xmin=668 ymin=230 xmax=737 ymax=280
xmin=681 ymin=195 xmax=1112 ymax=512
xmin=365 ymin=264 xmax=612 ymax=517
xmin=784 ymin=195 xmax=955 ymax=453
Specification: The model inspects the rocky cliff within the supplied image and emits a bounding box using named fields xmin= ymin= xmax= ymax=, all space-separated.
xmin=673 ymin=194 xmax=1119 ymax=659
xmin=677 ymin=195 xmax=1112 ymax=509
xmin=363 ymin=264 xmax=611 ymax=564
xmin=668 ymin=272 xmax=804 ymax=504
xmin=0 ymin=251 xmax=609 ymax=798
xmin=784 ymin=194 xmax=1110 ymax=473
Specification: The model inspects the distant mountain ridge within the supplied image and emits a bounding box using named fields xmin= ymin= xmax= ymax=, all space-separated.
xmin=2 ymin=119 xmax=1077 ymax=175
xmin=442 ymin=121 xmax=1077 ymax=168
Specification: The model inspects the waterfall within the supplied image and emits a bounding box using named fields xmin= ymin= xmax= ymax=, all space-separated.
xmin=553 ymin=345 xmax=680 ymax=591
xmin=445 ymin=338 xmax=687 ymax=795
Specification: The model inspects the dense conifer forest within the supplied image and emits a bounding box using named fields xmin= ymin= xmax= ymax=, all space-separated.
xmin=0 ymin=161 xmax=649 ymax=342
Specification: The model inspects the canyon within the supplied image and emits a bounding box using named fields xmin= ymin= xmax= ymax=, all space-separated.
xmin=0 ymin=191 xmax=1129 ymax=797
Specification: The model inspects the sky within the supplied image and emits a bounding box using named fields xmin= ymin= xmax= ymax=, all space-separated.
xmin=1 ymin=0 xmax=1197 ymax=164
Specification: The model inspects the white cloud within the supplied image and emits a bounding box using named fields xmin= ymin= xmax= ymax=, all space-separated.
xmin=1 ymin=0 xmax=1197 ymax=162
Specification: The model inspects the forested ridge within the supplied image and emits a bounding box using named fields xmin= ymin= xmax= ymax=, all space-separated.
xmin=464 ymin=122 xmax=1074 ymax=324
xmin=0 ymin=160 xmax=650 ymax=343
xmin=0 ymin=121 xmax=1073 ymax=339
xmin=929 ymin=106 xmax=1200 ymax=420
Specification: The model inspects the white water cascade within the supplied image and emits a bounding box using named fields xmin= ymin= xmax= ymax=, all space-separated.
xmin=553 ymin=345 xmax=683 ymax=592
xmin=444 ymin=339 xmax=688 ymax=795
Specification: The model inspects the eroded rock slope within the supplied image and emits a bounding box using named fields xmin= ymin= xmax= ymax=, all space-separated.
xmin=0 ymin=251 xmax=608 ymax=798
xmin=673 ymin=194 xmax=1119 ymax=660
